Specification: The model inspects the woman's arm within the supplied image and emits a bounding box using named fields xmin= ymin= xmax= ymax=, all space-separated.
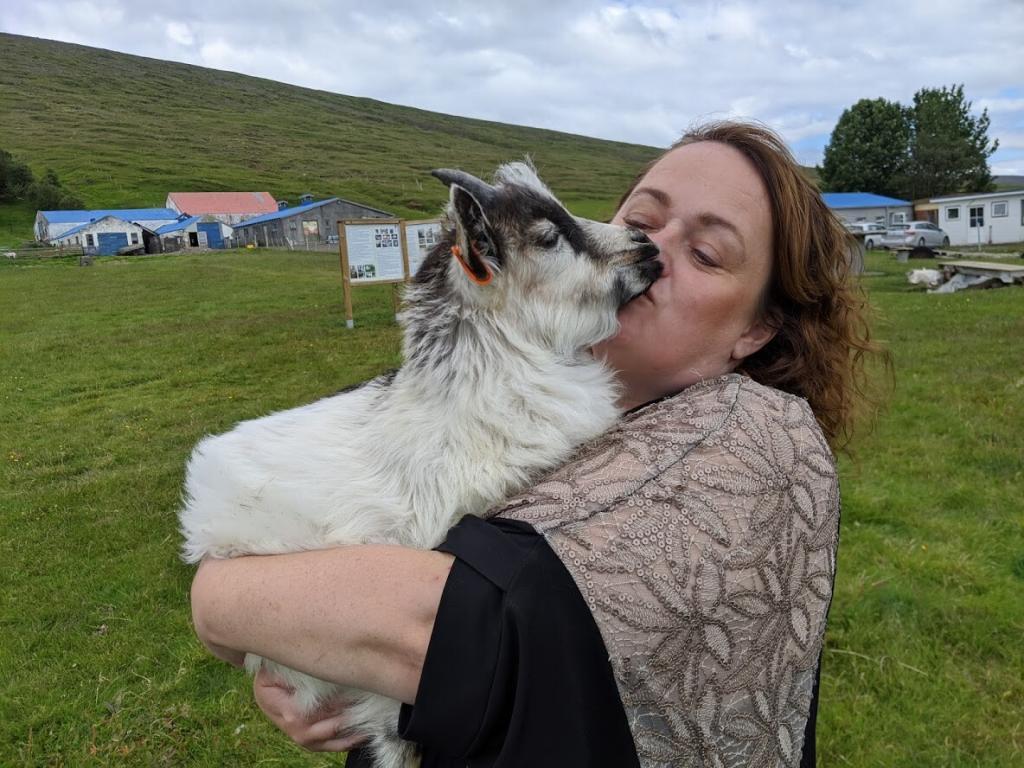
xmin=190 ymin=545 xmax=455 ymax=705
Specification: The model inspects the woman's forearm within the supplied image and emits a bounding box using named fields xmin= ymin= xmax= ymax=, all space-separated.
xmin=190 ymin=545 xmax=454 ymax=705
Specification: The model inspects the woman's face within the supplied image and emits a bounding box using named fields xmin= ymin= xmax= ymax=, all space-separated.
xmin=594 ymin=140 xmax=777 ymax=409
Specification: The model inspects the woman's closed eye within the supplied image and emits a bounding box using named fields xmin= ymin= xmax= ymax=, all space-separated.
xmin=690 ymin=246 xmax=720 ymax=268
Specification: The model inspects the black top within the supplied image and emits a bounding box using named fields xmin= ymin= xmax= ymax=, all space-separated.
xmin=345 ymin=515 xmax=819 ymax=767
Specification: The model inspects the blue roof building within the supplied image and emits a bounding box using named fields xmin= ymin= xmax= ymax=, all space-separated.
xmin=154 ymin=215 xmax=234 ymax=249
xmin=232 ymin=198 xmax=343 ymax=229
xmin=49 ymin=214 xmax=148 ymax=255
xmin=155 ymin=215 xmax=204 ymax=235
xmin=821 ymin=193 xmax=911 ymax=209
xmin=233 ymin=197 xmax=392 ymax=249
xmin=821 ymin=192 xmax=913 ymax=226
xmin=35 ymin=207 xmax=180 ymax=242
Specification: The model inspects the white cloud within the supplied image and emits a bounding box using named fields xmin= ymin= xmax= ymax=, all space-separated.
xmin=166 ymin=21 xmax=194 ymax=47
xmin=977 ymin=98 xmax=1024 ymax=114
xmin=2 ymin=0 xmax=1023 ymax=173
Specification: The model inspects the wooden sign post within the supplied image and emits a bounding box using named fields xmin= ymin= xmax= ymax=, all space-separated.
xmin=337 ymin=218 xmax=443 ymax=328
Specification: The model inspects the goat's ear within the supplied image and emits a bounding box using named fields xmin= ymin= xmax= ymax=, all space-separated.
xmin=449 ymin=184 xmax=500 ymax=284
xmin=433 ymin=169 xmax=501 ymax=285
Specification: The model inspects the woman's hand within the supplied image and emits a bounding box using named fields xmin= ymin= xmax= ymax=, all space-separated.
xmin=253 ymin=666 xmax=370 ymax=752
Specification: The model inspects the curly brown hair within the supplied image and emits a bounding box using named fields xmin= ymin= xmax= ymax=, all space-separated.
xmin=618 ymin=121 xmax=888 ymax=450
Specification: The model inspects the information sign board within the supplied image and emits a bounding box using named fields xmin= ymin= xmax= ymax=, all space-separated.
xmin=337 ymin=217 xmax=446 ymax=328
xmin=341 ymin=219 xmax=406 ymax=283
xmin=403 ymin=219 xmax=444 ymax=277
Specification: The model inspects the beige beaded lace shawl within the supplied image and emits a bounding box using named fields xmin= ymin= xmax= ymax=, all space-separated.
xmin=497 ymin=374 xmax=840 ymax=768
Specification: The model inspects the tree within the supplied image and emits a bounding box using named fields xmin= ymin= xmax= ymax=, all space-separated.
xmin=820 ymin=98 xmax=910 ymax=198
xmin=0 ymin=149 xmax=34 ymax=201
xmin=29 ymin=179 xmax=84 ymax=210
xmin=28 ymin=168 xmax=84 ymax=210
xmin=0 ymin=154 xmax=85 ymax=209
xmin=904 ymin=84 xmax=999 ymax=199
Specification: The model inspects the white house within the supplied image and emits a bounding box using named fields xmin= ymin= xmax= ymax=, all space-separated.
xmin=821 ymin=193 xmax=914 ymax=226
xmin=931 ymin=189 xmax=1024 ymax=246
xmin=35 ymin=208 xmax=179 ymax=242
xmin=50 ymin=215 xmax=147 ymax=255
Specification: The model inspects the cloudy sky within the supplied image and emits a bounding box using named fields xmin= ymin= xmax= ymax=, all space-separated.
xmin=4 ymin=0 xmax=1024 ymax=173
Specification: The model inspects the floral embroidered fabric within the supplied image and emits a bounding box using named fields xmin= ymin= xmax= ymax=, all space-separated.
xmin=497 ymin=374 xmax=840 ymax=767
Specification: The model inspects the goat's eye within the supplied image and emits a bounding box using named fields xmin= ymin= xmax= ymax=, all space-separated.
xmin=535 ymin=229 xmax=560 ymax=248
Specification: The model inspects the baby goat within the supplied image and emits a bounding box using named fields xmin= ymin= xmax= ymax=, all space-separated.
xmin=180 ymin=162 xmax=661 ymax=768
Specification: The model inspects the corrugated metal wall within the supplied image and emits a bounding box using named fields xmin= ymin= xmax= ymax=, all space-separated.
xmin=197 ymin=222 xmax=224 ymax=248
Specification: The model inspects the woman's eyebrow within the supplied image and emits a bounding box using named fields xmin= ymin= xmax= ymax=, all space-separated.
xmin=629 ymin=186 xmax=671 ymax=207
xmin=696 ymin=212 xmax=746 ymax=253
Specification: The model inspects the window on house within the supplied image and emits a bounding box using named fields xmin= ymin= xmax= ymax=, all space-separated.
xmin=890 ymin=212 xmax=906 ymax=224
xmin=946 ymin=206 xmax=960 ymax=221
xmin=991 ymin=201 xmax=1008 ymax=218
xmin=302 ymin=220 xmax=320 ymax=239
xmin=86 ymin=234 xmax=95 ymax=247
xmin=969 ymin=206 xmax=984 ymax=227
xmin=131 ymin=232 xmax=139 ymax=244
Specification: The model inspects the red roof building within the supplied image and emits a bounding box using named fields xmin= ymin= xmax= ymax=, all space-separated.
xmin=165 ymin=191 xmax=278 ymax=225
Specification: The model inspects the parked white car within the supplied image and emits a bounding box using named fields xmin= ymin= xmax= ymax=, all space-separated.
xmin=882 ymin=221 xmax=950 ymax=249
xmin=845 ymin=221 xmax=888 ymax=250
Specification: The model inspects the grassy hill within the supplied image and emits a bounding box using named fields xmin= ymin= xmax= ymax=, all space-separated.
xmin=0 ymin=33 xmax=663 ymax=245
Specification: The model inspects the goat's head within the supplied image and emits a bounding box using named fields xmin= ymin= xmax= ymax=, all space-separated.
xmin=415 ymin=161 xmax=661 ymax=355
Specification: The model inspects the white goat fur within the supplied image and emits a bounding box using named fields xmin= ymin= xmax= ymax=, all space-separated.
xmin=180 ymin=162 xmax=660 ymax=768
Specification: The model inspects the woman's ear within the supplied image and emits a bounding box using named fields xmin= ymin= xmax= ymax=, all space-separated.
xmin=731 ymin=311 xmax=779 ymax=362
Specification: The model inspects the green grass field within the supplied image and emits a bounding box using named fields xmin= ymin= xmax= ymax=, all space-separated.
xmin=2 ymin=248 xmax=1021 ymax=765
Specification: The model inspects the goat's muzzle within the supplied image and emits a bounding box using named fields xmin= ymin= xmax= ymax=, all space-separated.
xmin=630 ymin=236 xmax=663 ymax=283
xmin=635 ymin=252 xmax=663 ymax=285
xmin=613 ymin=237 xmax=663 ymax=307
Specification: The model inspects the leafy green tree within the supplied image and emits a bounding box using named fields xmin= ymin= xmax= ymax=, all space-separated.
xmin=0 ymin=148 xmax=34 ymax=201
xmin=30 ymin=180 xmax=84 ymax=210
xmin=29 ymin=168 xmax=84 ymax=210
xmin=904 ymin=84 xmax=999 ymax=198
xmin=820 ymin=98 xmax=911 ymax=198
xmin=0 ymin=155 xmax=85 ymax=209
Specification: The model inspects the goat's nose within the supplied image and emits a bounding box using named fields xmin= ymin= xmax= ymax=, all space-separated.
xmin=627 ymin=227 xmax=652 ymax=245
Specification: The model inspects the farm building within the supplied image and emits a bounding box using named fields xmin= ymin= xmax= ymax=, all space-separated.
xmin=155 ymin=215 xmax=234 ymax=251
xmin=232 ymin=197 xmax=392 ymax=249
xmin=930 ymin=189 xmax=1024 ymax=246
xmin=35 ymin=208 xmax=179 ymax=242
xmin=822 ymin=193 xmax=913 ymax=226
xmin=50 ymin=215 xmax=148 ymax=255
xmin=165 ymin=192 xmax=278 ymax=225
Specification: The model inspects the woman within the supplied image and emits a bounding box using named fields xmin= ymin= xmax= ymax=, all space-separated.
xmin=191 ymin=121 xmax=882 ymax=767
